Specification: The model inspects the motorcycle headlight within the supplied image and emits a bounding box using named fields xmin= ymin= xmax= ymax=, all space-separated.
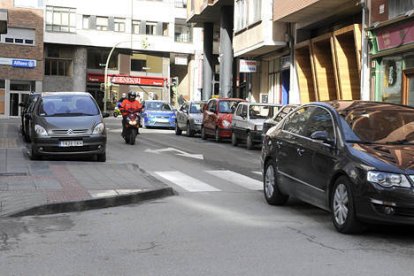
xmin=92 ymin=123 xmax=105 ymax=134
xmin=34 ymin=125 xmax=48 ymax=136
xmin=367 ymin=171 xmax=411 ymax=188
xmin=222 ymin=120 xmax=231 ymax=128
xmin=129 ymin=120 xmax=137 ymax=126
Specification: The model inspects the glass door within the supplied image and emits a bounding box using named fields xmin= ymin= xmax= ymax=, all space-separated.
xmin=9 ymin=91 xmax=30 ymax=116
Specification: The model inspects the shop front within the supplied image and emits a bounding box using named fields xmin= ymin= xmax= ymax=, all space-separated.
xmin=370 ymin=18 xmax=414 ymax=106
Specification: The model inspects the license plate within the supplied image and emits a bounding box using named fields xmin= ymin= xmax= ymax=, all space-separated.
xmin=157 ymin=119 xmax=169 ymax=123
xmin=59 ymin=140 xmax=83 ymax=147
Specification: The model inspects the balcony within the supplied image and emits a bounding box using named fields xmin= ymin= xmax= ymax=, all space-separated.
xmin=274 ymin=0 xmax=359 ymax=23
xmin=187 ymin=0 xmax=233 ymax=25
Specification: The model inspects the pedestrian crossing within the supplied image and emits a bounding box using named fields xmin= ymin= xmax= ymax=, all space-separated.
xmin=154 ymin=170 xmax=263 ymax=193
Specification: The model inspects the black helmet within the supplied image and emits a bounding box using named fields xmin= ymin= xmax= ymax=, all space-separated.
xmin=128 ymin=91 xmax=136 ymax=100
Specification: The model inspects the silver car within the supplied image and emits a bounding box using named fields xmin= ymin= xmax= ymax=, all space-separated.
xmin=27 ymin=92 xmax=109 ymax=161
xmin=231 ymin=102 xmax=282 ymax=149
xmin=175 ymin=101 xmax=206 ymax=137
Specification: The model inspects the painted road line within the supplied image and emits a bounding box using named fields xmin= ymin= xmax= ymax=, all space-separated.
xmin=154 ymin=171 xmax=221 ymax=192
xmin=206 ymin=170 xmax=262 ymax=191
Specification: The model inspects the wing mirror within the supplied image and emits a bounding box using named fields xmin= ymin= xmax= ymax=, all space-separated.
xmin=102 ymin=112 xmax=110 ymax=118
xmin=310 ymin=130 xmax=334 ymax=146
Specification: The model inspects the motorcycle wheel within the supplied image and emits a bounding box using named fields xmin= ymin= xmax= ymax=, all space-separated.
xmin=129 ymin=128 xmax=137 ymax=145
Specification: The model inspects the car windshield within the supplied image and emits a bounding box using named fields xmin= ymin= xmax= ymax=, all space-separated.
xmin=249 ymin=105 xmax=280 ymax=119
xmin=218 ymin=101 xmax=240 ymax=114
xmin=189 ymin=103 xmax=203 ymax=113
xmin=342 ymin=106 xmax=414 ymax=144
xmin=145 ymin=102 xmax=172 ymax=111
xmin=39 ymin=95 xmax=99 ymax=117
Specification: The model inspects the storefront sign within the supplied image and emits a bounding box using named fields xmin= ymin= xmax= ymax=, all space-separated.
xmin=376 ymin=20 xmax=414 ymax=51
xmin=239 ymin=59 xmax=257 ymax=73
xmin=87 ymin=73 xmax=166 ymax=87
xmin=0 ymin=57 xmax=36 ymax=68
xmin=280 ymin=56 xmax=291 ymax=69
xmin=175 ymin=56 xmax=188 ymax=65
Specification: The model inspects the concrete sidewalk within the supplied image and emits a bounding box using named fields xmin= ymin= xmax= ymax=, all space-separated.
xmin=0 ymin=118 xmax=174 ymax=217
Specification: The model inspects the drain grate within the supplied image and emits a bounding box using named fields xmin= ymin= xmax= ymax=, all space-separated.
xmin=0 ymin=172 xmax=28 ymax=177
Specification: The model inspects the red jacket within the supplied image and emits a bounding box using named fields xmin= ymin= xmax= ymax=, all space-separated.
xmin=120 ymin=99 xmax=142 ymax=116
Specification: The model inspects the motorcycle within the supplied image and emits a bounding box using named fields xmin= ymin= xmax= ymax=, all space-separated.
xmin=113 ymin=106 xmax=121 ymax=117
xmin=122 ymin=108 xmax=141 ymax=145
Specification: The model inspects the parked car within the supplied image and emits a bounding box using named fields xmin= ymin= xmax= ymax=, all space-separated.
xmin=19 ymin=92 xmax=40 ymax=142
xmin=262 ymin=100 xmax=414 ymax=234
xmin=262 ymin=104 xmax=299 ymax=137
xmin=141 ymin=100 xmax=176 ymax=129
xmin=231 ymin=102 xmax=282 ymax=149
xmin=175 ymin=101 xmax=206 ymax=137
xmin=27 ymin=92 xmax=109 ymax=161
xmin=201 ymin=98 xmax=246 ymax=142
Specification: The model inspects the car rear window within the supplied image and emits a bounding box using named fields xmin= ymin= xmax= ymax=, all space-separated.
xmin=39 ymin=95 xmax=99 ymax=116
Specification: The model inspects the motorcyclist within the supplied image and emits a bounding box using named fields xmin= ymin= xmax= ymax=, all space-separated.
xmin=120 ymin=91 xmax=142 ymax=136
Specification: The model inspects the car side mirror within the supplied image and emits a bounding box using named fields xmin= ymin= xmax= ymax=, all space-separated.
xmin=102 ymin=112 xmax=110 ymax=118
xmin=310 ymin=130 xmax=334 ymax=145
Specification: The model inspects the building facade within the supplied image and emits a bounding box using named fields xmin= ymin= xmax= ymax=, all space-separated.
xmin=0 ymin=0 xmax=43 ymax=116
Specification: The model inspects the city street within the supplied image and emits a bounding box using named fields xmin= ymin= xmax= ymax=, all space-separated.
xmin=1 ymin=117 xmax=414 ymax=275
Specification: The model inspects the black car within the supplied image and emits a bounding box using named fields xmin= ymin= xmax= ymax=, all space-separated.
xmin=261 ymin=101 xmax=414 ymax=234
xmin=262 ymin=104 xmax=299 ymax=137
xmin=19 ymin=92 xmax=40 ymax=142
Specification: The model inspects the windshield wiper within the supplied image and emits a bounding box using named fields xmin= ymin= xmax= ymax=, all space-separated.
xmin=51 ymin=112 xmax=94 ymax=116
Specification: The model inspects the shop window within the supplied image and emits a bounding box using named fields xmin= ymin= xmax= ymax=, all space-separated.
xmin=378 ymin=57 xmax=403 ymax=104
xmin=87 ymin=49 xmax=118 ymax=70
xmin=46 ymin=6 xmax=76 ymax=33
xmin=10 ymin=82 xmax=32 ymax=91
xmin=389 ymin=0 xmax=414 ymax=19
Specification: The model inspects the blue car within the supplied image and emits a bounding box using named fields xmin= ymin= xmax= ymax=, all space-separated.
xmin=141 ymin=100 xmax=176 ymax=129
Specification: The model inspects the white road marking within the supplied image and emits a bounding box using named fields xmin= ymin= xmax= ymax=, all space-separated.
xmin=252 ymin=171 xmax=262 ymax=176
xmin=155 ymin=171 xmax=220 ymax=192
xmin=206 ymin=170 xmax=263 ymax=190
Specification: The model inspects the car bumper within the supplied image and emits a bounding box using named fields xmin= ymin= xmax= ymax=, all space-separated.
xmin=250 ymin=130 xmax=263 ymax=143
xmin=355 ymin=184 xmax=414 ymax=225
xmin=145 ymin=119 xmax=175 ymax=128
xmin=32 ymin=136 xmax=106 ymax=156
xmin=218 ymin=128 xmax=232 ymax=138
xmin=190 ymin=123 xmax=202 ymax=132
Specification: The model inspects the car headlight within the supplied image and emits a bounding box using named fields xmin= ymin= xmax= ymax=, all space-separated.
xmin=367 ymin=171 xmax=411 ymax=188
xmin=34 ymin=124 xmax=48 ymax=136
xmin=222 ymin=120 xmax=231 ymax=128
xmin=171 ymin=115 xmax=176 ymax=119
xmin=92 ymin=123 xmax=105 ymax=134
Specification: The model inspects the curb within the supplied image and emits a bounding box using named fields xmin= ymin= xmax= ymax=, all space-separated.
xmin=8 ymin=187 xmax=175 ymax=217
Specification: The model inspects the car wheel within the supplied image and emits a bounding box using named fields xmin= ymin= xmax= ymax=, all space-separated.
xmin=264 ymin=160 xmax=288 ymax=205
xmin=331 ymin=176 xmax=365 ymax=234
xmin=97 ymin=152 xmax=106 ymax=162
xmin=246 ymin=132 xmax=253 ymax=150
xmin=231 ymin=132 xmax=238 ymax=146
xmin=186 ymin=122 xmax=194 ymax=137
xmin=201 ymin=126 xmax=206 ymax=140
xmin=215 ymin=128 xmax=221 ymax=142
xmin=30 ymin=145 xmax=39 ymax=161
xmin=175 ymin=122 xmax=182 ymax=135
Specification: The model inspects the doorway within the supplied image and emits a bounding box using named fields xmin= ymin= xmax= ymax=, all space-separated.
xmin=403 ymin=69 xmax=414 ymax=106
xmin=9 ymin=91 xmax=30 ymax=116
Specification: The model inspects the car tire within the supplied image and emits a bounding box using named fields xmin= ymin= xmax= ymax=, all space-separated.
xmin=264 ymin=160 xmax=288 ymax=205
xmin=331 ymin=176 xmax=366 ymax=234
xmin=231 ymin=132 xmax=238 ymax=146
xmin=97 ymin=152 xmax=106 ymax=162
xmin=246 ymin=132 xmax=253 ymax=150
xmin=215 ymin=128 xmax=221 ymax=142
xmin=175 ymin=122 xmax=182 ymax=135
xmin=201 ymin=126 xmax=206 ymax=140
xmin=186 ymin=122 xmax=194 ymax=137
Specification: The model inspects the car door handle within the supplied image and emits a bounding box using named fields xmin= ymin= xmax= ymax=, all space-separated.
xmin=297 ymin=148 xmax=305 ymax=156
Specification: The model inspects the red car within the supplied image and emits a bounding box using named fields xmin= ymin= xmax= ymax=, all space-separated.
xmin=201 ymin=98 xmax=247 ymax=142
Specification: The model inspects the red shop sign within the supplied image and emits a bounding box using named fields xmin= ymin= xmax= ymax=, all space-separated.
xmin=87 ymin=73 xmax=166 ymax=87
xmin=376 ymin=20 xmax=414 ymax=51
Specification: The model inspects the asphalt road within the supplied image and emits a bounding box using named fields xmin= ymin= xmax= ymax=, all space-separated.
xmin=1 ymin=117 xmax=414 ymax=275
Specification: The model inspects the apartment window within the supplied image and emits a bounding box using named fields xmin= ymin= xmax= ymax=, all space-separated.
xmin=132 ymin=20 xmax=140 ymax=34
xmin=15 ymin=38 xmax=24 ymax=44
xmin=45 ymin=58 xmax=72 ymax=76
xmin=14 ymin=0 xmax=42 ymax=8
xmin=114 ymin=18 xmax=125 ymax=32
xmin=146 ymin=22 xmax=157 ymax=35
xmin=46 ymin=6 xmax=76 ymax=33
xmin=174 ymin=0 xmax=186 ymax=8
xmin=5 ymin=38 xmax=13 ymax=43
xmin=175 ymin=23 xmax=193 ymax=43
xmin=96 ymin=17 xmax=108 ymax=31
xmin=389 ymin=0 xmax=414 ymax=18
xmin=87 ymin=49 xmax=118 ymax=70
xmin=0 ymin=27 xmax=36 ymax=46
xmin=83 ymin=15 xmax=90 ymax=29
xmin=131 ymin=59 xmax=147 ymax=72
xmin=234 ymin=0 xmax=261 ymax=31
xmin=25 ymin=39 xmax=34 ymax=45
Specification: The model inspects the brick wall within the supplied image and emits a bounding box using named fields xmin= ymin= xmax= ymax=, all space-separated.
xmin=0 ymin=5 xmax=44 ymax=81
xmin=371 ymin=0 xmax=388 ymax=24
